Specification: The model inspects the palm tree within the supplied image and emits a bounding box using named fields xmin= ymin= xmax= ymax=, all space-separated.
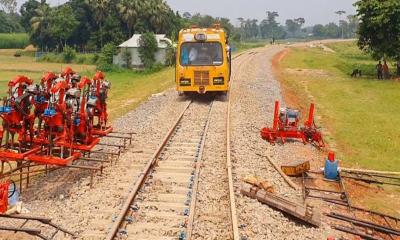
xmin=335 ymin=10 xmax=346 ymax=39
xmin=147 ymin=0 xmax=169 ymax=33
xmin=30 ymin=3 xmax=51 ymax=48
xmin=118 ymin=0 xmax=140 ymax=37
xmin=266 ymin=11 xmax=279 ymax=41
xmin=86 ymin=0 xmax=110 ymax=47
xmin=30 ymin=3 xmax=50 ymax=32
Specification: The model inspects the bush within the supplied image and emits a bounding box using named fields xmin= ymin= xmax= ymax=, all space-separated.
xmin=122 ymin=49 xmax=132 ymax=68
xmin=14 ymin=50 xmax=22 ymax=57
xmin=165 ymin=42 xmax=176 ymax=66
xmin=98 ymin=43 xmax=117 ymax=65
xmin=38 ymin=53 xmax=63 ymax=63
xmin=63 ymin=46 xmax=77 ymax=63
xmin=138 ymin=32 xmax=158 ymax=68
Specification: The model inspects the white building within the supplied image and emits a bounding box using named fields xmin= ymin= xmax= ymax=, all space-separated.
xmin=113 ymin=34 xmax=172 ymax=68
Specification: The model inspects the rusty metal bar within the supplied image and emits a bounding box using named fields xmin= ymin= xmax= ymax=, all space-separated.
xmin=305 ymin=186 xmax=344 ymax=194
xmin=332 ymin=225 xmax=381 ymax=240
xmin=105 ymin=100 xmax=192 ymax=240
xmin=328 ymin=212 xmax=400 ymax=236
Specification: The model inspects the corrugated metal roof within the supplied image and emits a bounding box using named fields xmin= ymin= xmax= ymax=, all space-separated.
xmin=118 ymin=34 xmax=172 ymax=48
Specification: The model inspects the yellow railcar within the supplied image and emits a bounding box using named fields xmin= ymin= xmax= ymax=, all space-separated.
xmin=175 ymin=24 xmax=231 ymax=94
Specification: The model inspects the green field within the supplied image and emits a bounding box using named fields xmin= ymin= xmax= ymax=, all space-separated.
xmin=0 ymin=49 xmax=174 ymax=120
xmin=278 ymin=41 xmax=400 ymax=171
xmin=0 ymin=33 xmax=29 ymax=49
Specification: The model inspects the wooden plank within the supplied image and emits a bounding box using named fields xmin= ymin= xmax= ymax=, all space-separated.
xmin=241 ymin=183 xmax=321 ymax=227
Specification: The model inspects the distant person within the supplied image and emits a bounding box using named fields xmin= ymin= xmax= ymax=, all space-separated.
xmin=376 ymin=61 xmax=383 ymax=79
xmin=397 ymin=60 xmax=400 ymax=77
xmin=383 ymin=60 xmax=390 ymax=79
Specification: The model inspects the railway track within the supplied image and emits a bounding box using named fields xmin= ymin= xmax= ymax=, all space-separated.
xmin=105 ymin=99 xmax=213 ymax=239
xmin=104 ymin=53 xmax=252 ymax=240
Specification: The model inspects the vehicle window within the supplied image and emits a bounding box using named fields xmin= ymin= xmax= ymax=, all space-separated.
xmin=180 ymin=42 xmax=223 ymax=66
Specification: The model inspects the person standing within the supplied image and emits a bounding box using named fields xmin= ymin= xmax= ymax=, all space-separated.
xmin=376 ymin=61 xmax=383 ymax=79
xmin=383 ymin=60 xmax=390 ymax=79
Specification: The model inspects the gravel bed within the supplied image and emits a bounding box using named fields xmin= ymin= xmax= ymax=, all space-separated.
xmin=230 ymin=47 xmax=332 ymax=239
xmin=191 ymin=97 xmax=232 ymax=239
xmin=2 ymin=89 xmax=189 ymax=239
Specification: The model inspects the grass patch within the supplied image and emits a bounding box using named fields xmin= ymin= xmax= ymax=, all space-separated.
xmin=0 ymin=33 xmax=29 ymax=49
xmin=233 ymin=41 xmax=267 ymax=53
xmin=38 ymin=52 xmax=99 ymax=65
xmin=277 ymin=41 xmax=400 ymax=172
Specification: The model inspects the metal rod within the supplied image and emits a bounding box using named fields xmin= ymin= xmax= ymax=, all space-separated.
xmin=0 ymin=226 xmax=42 ymax=235
xmin=328 ymin=212 xmax=400 ymax=236
xmin=305 ymin=186 xmax=344 ymax=194
xmin=331 ymin=225 xmax=381 ymax=240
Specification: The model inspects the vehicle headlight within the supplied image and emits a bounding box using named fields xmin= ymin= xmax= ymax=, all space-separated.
xmin=180 ymin=78 xmax=191 ymax=86
xmin=213 ymin=77 xmax=224 ymax=85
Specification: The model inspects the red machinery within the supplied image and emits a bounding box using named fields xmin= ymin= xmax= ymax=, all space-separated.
xmin=0 ymin=181 xmax=9 ymax=213
xmin=58 ymin=76 xmax=100 ymax=151
xmin=61 ymin=67 xmax=75 ymax=85
xmin=260 ymin=101 xmax=325 ymax=148
xmin=88 ymin=71 xmax=112 ymax=136
xmin=0 ymin=76 xmax=41 ymax=160
xmin=0 ymin=69 xmax=117 ymax=167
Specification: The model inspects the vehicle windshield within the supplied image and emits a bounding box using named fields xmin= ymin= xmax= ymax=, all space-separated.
xmin=180 ymin=42 xmax=223 ymax=66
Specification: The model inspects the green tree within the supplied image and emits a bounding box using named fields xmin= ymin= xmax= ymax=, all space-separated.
xmin=355 ymin=0 xmax=400 ymax=60
xmin=20 ymin=0 xmax=40 ymax=31
xmin=312 ymin=24 xmax=325 ymax=38
xmin=0 ymin=10 xmax=24 ymax=32
xmin=49 ymin=5 xmax=79 ymax=47
xmin=30 ymin=2 xmax=53 ymax=48
xmin=266 ymin=11 xmax=279 ymax=39
xmin=138 ymin=32 xmax=158 ymax=68
xmin=325 ymin=22 xmax=340 ymax=38
xmin=86 ymin=0 xmax=110 ymax=47
xmin=0 ymin=0 xmax=17 ymax=13
xmin=117 ymin=0 xmax=139 ymax=37
xmin=347 ymin=15 xmax=359 ymax=38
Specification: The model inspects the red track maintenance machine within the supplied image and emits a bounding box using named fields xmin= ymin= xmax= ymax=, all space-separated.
xmin=261 ymin=100 xmax=325 ymax=148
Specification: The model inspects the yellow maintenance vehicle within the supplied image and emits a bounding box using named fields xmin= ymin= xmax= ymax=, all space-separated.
xmin=175 ymin=24 xmax=231 ymax=94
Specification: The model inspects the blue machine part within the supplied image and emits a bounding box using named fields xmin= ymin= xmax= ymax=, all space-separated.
xmin=34 ymin=95 xmax=46 ymax=103
xmin=324 ymin=159 xmax=339 ymax=180
xmin=0 ymin=106 xmax=13 ymax=114
xmin=74 ymin=117 xmax=81 ymax=126
xmin=43 ymin=108 xmax=56 ymax=117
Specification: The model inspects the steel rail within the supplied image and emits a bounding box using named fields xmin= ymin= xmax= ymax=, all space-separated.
xmin=226 ymin=52 xmax=251 ymax=240
xmin=105 ymin=100 xmax=192 ymax=240
xmin=185 ymin=101 xmax=214 ymax=240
